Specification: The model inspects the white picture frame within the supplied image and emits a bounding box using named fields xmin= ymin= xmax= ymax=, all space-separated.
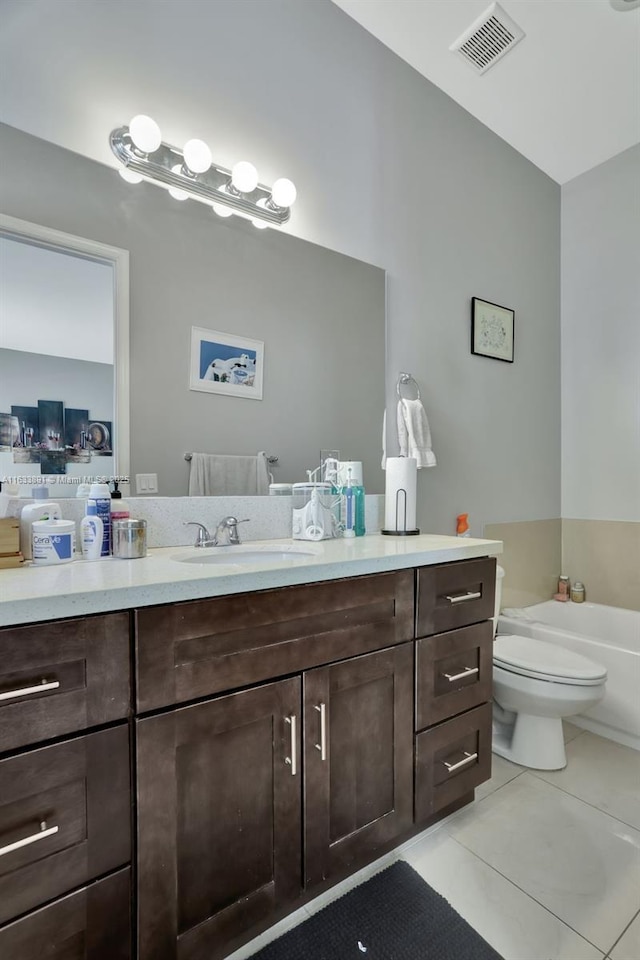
xmin=189 ymin=326 xmax=264 ymax=400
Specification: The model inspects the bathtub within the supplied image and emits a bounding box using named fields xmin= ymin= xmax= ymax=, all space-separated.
xmin=499 ymin=600 xmax=640 ymax=750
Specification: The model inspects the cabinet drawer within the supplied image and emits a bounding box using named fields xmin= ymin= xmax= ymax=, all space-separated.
xmin=0 ymin=613 xmax=131 ymax=753
xmin=135 ymin=570 xmax=414 ymax=711
xmin=415 ymin=702 xmax=492 ymax=822
xmin=0 ymin=725 xmax=131 ymax=925
xmin=416 ymin=621 xmax=493 ymax=729
xmin=0 ymin=867 xmax=131 ymax=960
xmin=416 ymin=558 xmax=496 ymax=636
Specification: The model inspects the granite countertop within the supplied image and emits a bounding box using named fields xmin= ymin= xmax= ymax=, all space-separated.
xmin=0 ymin=534 xmax=502 ymax=627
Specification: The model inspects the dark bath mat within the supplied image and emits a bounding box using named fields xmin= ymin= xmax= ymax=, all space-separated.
xmin=247 ymin=859 xmax=503 ymax=959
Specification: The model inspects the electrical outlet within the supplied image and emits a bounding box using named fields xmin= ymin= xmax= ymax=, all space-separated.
xmin=135 ymin=473 xmax=158 ymax=494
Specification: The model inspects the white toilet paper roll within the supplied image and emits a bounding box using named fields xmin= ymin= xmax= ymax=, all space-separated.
xmin=384 ymin=457 xmax=417 ymax=532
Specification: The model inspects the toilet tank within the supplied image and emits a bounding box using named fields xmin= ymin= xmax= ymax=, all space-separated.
xmin=493 ymin=565 xmax=505 ymax=638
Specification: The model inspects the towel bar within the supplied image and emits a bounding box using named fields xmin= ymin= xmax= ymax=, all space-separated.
xmin=184 ymin=452 xmax=279 ymax=464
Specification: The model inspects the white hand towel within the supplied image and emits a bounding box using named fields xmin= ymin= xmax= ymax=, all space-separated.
xmin=381 ymin=409 xmax=387 ymax=470
xmin=188 ymin=452 xmax=270 ymax=496
xmin=396 ymin=398 xmax=436 ymax=468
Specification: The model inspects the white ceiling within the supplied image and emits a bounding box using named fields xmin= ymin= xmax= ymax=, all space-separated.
xmin=332 ymin=0 xmax=640 ymax=183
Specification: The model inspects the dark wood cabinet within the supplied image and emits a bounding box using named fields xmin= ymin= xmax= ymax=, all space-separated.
xmin=0 ymin=613 xmax=131 ymax=753
xmin=416 ymin=621 xmax=493 ymax=728
xmin=2 ymin=556 xmax=496 ymax=960
xmin=415 ymin=703 xmax=492 ymax=821
xmin=0 ymin=724 xmax=131 ymax=925
xmin=135 ymin=570 xmax=413 ymax=712
xmin=0 ymin=868 xmax=131 ymax=960
xmin=136 ymin=678 xmax=302 ymax=960
xmin=304 ymin=643 xmax=414 ymax=886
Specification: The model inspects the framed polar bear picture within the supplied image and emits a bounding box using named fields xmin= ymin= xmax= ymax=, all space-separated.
xmin=190 ymin=326 xmax=264 ymax=399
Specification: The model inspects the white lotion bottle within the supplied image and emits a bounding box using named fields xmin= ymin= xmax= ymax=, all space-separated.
xmin=81 ymin=510 xmax=104 ymax=561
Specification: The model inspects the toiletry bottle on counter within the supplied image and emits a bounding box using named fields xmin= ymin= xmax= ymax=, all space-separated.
xmin=110 ymin=480 xmax=130 ymax=523
xmin=20 ymin=490 xmax=61 ymax=560
xmin=81 ymin=505 xmax=104 ymax=561
xmin=571 ymin=581 xmax=586 ymax=603
xmin=456 ymin=513 xmax=470 ymax=537
xmin=554 ymin=575 xmax=571 ymax=602
xmin=32 ymin=518 xmax=75 ymax=565
xmin=87 ymin=482 xmax=111 ymax=556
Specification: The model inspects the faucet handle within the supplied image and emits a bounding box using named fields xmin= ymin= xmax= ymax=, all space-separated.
xmin=184 ymin=521 xmax=211 ymax=547
xmin=218 ymin=516 xmax=250 ymax=545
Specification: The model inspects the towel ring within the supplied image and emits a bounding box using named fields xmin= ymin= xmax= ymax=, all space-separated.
xmin=397 ymin=372 xmax=421 ymax=401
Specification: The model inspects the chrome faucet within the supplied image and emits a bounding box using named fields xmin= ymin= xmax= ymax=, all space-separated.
xmin=184 ymin=517 xmax=249 ymax=547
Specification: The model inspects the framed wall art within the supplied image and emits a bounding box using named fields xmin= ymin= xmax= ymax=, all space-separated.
xmin=471 ymin=297 xmax=515 ymax=363
xmin=190 ymin=326 xmax=264 ymax=400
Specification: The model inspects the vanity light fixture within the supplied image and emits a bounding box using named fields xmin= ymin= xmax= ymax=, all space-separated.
xmin=110 ymin=115 xmax=297 ymax=227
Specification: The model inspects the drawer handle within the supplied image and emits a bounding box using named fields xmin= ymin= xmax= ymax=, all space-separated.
xmin=0 ymin=820 xmax=59 ymax=858
xmin=0 ymin=678 xmax=60 ymax=702
xmin=284 ymin=715 xmax=297 ymax=776
xmin=443 ymin=751 xmax=478 ymax=774
xmin=446 ymin=591 xmax=482 ymax=604
xmin=443 ymin=666 xmax=479 ymax=683
xmin=314 ymin=703 xmax=327 ymax=761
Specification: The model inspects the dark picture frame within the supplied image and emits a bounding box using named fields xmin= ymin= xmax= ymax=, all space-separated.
xmin=471 ymin=297 xmax=515 ymax=363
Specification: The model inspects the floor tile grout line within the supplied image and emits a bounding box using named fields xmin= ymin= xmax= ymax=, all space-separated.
xmin=603 ymin=905 xmax=640 ymax=958
xmin=525 ymin=769 xmax=640 ymax=833
xmin=441 ymin=832 xmax=609 ymax=954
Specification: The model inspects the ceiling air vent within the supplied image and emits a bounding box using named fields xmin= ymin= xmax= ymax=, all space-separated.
xmin=450 ymin=2 xmax=525 ymax=75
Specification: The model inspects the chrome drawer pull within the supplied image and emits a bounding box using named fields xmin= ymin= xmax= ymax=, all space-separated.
xmin=0 ymin=820 xmax=59 ymax=858
xmin=446 ymin=591 xmax=482 ymax=604
xmin=0 ymin=679 xmax=60 ymax=702
xmin=284 ymin=715 xmax=297 ymax=776
xmin=314 ymin=703 xmax=327 ymax=761
xmin=443 ymin=666 xmax=479 ymax=683
xmin=443 ymin=751 xmax=478 ymax=773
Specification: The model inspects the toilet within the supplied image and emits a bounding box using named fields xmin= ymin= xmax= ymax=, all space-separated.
xmin=491 ymin=567 xmax=607 ymax=770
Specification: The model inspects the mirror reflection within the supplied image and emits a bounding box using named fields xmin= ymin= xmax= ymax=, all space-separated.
xmin=0 ymin=125 xmax=386 ymax=497
xmin=0 ymin=234 xmax=118 ymax=496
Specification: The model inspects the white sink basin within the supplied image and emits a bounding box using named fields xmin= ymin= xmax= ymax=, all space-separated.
xmin=171 ymin=545 xmax=318 ymax=565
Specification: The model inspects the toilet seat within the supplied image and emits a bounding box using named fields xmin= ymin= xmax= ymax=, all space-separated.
xmin=494 ymin=634 xmax=607 ymax=686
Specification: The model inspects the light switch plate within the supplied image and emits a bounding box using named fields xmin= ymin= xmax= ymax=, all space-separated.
xmin=135 ymin=473 xmax=158 ymax=494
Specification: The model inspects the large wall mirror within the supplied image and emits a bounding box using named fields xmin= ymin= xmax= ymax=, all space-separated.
xmin=0 ymin=123 xmax=385 ymax=497
xmin=0 ymin=215 xmax=129 ymax=497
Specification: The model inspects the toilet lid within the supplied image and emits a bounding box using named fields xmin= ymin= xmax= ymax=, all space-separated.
xmin=494 ymin=635 xmax=607 ymax=685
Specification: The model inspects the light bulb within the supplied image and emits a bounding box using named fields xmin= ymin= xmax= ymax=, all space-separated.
xmin=212 ymin=202 xmax=233 ymax=218
xmin=252 ymin=218 xmax=269 ymax=229
xmin=128 ymin=115 xmax=162 ymax=153
xmin=183 ymin=138 xmax=212 ymax=174
xmin=119 ymin=168 xmax=143 ymax=184
xmin=231 ymin=161 xmax=258 ymax=193
xmin=271 ymin=178 xmax=297 ymax=208
xmin=169 ymin=165 xmax=189 ymax=201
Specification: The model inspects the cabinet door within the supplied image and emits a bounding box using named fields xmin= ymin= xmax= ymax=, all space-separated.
xmin=304 ymin=643 xmax=414 ymax=887
xmin=137 ymin=678 xmax=302 ymax=960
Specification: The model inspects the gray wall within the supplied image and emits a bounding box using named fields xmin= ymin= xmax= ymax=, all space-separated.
xmin=561 ymin=144 xmax=640 ymax=522
xmin=0 ymin=0 xmax=561 ymax=531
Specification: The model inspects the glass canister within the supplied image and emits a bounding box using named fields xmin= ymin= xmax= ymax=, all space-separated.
xmin=570 ymin=581 xmax=586 ymax=603
xmin=112 ymin=518 xmax=147 ymax=558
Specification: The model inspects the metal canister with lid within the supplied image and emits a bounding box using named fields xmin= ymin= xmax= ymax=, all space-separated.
xmin=112 ymin=518 xmax=147 ymax=558
xmin=571 ymin=581 xmax=586 ymax=603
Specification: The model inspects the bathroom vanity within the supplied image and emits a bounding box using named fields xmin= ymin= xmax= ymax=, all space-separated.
xmin=0 ymin=535 xmax=499 ymax=960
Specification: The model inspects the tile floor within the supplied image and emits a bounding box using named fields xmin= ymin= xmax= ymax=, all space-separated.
xmin=228 ymin=724 xmax=640 ymax=960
